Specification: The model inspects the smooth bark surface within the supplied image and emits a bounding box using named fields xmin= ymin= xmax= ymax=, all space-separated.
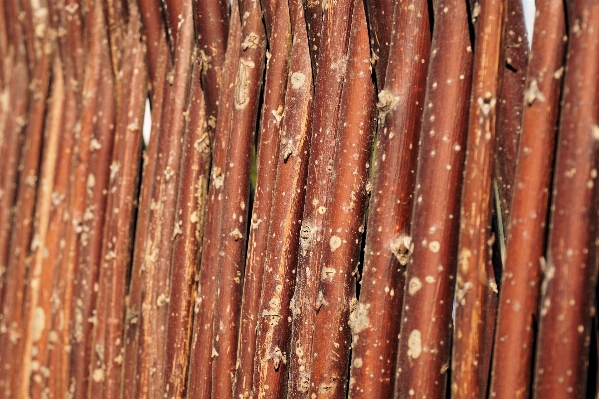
xmin=348 ymin=1 xmax=430 ymax=398
xmin=490 ymin=1 xmax=566 ymax=397
xmin=532 ymin=2 xmax=599 ymax=397
xmin=393 ymin=0 xmax=472 ymax=397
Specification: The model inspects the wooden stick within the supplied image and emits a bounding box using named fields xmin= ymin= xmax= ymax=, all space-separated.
xmin=364 ymin=0 xmax=394 ymax=87
xmin=308 ymin=2 xmax=375 ymax=397
xmin=489 ymin=0 xmax=566 ymax=397
xmin=532 ymin=2 xmax=599 ymax=397
xmin=163 ymin=53 xmax=208 ymax=399
xmin=347 ymin=0 xmax=431 ymax=397
xmin=210 ymin=0 xmax=266 ymax=396
xmin=0 ymin=25 xmax=52 ymax=397
xmin=0 ymin=0 xmax=29 ymax=319
xmin=392 ymin=0 xmax=472 ymax=397
xmin=19 ymin=53 xmax=64 ymax=399
xmin=451 ymin=0 xmax=506 ymax=396
xmin=192 ymin=0 xmax=229 ymax=136
xmin=493 ymin=0 xmax=528 ymax=230
xmin=250 ymin=0 xmax=313 ymax=396
xmin=186 ymin=2 xmax=240 ymax=397
xmin=88 ymin=5 xmax=146 ymax=397
xmin=121 ymin=0 xmax=172 ymax=394
xmin=285 ymin=0 xmax=356 ymax=396
xmin=65 ymin=2 xmax=115 ymax=396
xmin=232 ymin=0 xmax=291 ymax=396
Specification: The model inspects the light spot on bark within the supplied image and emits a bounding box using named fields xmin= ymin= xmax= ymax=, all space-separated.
xmin=330 ymin=236 xmax=341 ymax=251
xmin=92 ymin=368 xmax=104 ymax=382
xmin=349 ymin=303 xmax=371 ymax=339
xmin=524 ymin=79 xmax=546 ymax=105
xmin=291 ymin=72 xmax=307 ymax=89
xmin=32 ymin=307 xmax=45 ymax=342
xmin=407 ymin=330 xmax=422 ymax=359
xmin=408 ymin=277 xmax=422 ymax=295
xmin=429 ymin=241 xmax=440 ymax=253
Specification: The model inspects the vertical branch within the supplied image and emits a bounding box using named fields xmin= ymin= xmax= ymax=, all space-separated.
xmin=186 ymin=3 xmax=240 ymax=397
xmin=303 ymin=0 xmax=323 ymax=79
xmin=121 ymin=0 xmax=172 ymax=394
xmin=364 ymin=0 xmax=394 ymax=87
xmin=250 ymin=0 xmax=313 ymax=396
xmin=393 ymin=0 xmax=472 ymax=397
xmin=142 ymin=0 xmax=194 ymax=395
xmin=19 ymin=54 xmax=64 ymax=399
xmin=0 ymin=0 xmax=29 ymax=320
xmin=451 ymin=0 xmax=506 ymax=396
xmin=494 ymin=0 xmax=528 ymax=229
xmin=308 ymin=2 xmax=375 ymax=398
xmin=193 ymin=0 xmax=229 ymax=134
xmin=532 ymin=2 xmax=599 ymax=397
xmin=163 ymin=55 xmax=208 ymax=399
xmin=285 ymin=0 xmax=355 ymax=396
xmin=67 ymin=2 xmax=116 ymax=396
xmin=88 ymin=4 xmax=145 ymax=397
xmin=348 ymin=1 xmax=431 ymax=398
xmin=210 ymin=0 xmax=266 ymax=396
xmin=490 ymin=0 xmax=566 ymax=397
xmin=0 ymin=16 xmax=52 ymax=396
xmin=232 ymin=0 xmax=291 ymax=396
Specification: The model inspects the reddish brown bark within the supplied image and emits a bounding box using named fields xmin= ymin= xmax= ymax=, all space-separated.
xmin=0 ymin=0 xmax=29 ymax=317
xmin=36 ymin=70 xmax=78 ymax=399
xmin=489 ymin=1 xmax=566 ymax=397
xmin=285 ymin=0 xmax=356 ymax=396
xmin=451 ymin=0 xmax=506 ymax=397
xmin=308 ymin=3 xmax=375 ymax=398
xmin=393 ymin=0 xmax=473 ymax=397
xmin=186 ymin=3 xmax=240 ymax=397
xmin=121 ymin=0 xmax=172 ymax=394
xmin=0 ymin=63 xmax=27 ymax=312
xmin=0 ymin=29 xmax=52 ymax=398
xmin=193 ymin=0 xmax=229 ymax=133
xmin=142 ymin=2 xmax=195 ymax=395
xmin=210 ymin=1 xmax=266 ymax=397
xmin=164 ymin=55 xmax=208 ymax=399
xmin=494 ymin=0 xmax=528 ymax=230
xmin=65 ymin=3 xmax=116 ymax=397
xmin=232 ymin=0 xmax=291 ymax=396
xmin=88 ymin=6 xmax=145 ymax=398
xmin=19 ymin=54 xmax=64 ymax=399
xmin=532 ymin=2 xmax=599 ymax=397
xmin=249 ymin=0 xmax=313 ymax=397
xmin=347 ymin=1 xmax=430 ymax=398
xmin=364 ymin=0 xmax=394 ymax=87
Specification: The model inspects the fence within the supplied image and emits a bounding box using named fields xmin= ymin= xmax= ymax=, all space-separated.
xmin=0 ymin=0 xmax=598 ymax=398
